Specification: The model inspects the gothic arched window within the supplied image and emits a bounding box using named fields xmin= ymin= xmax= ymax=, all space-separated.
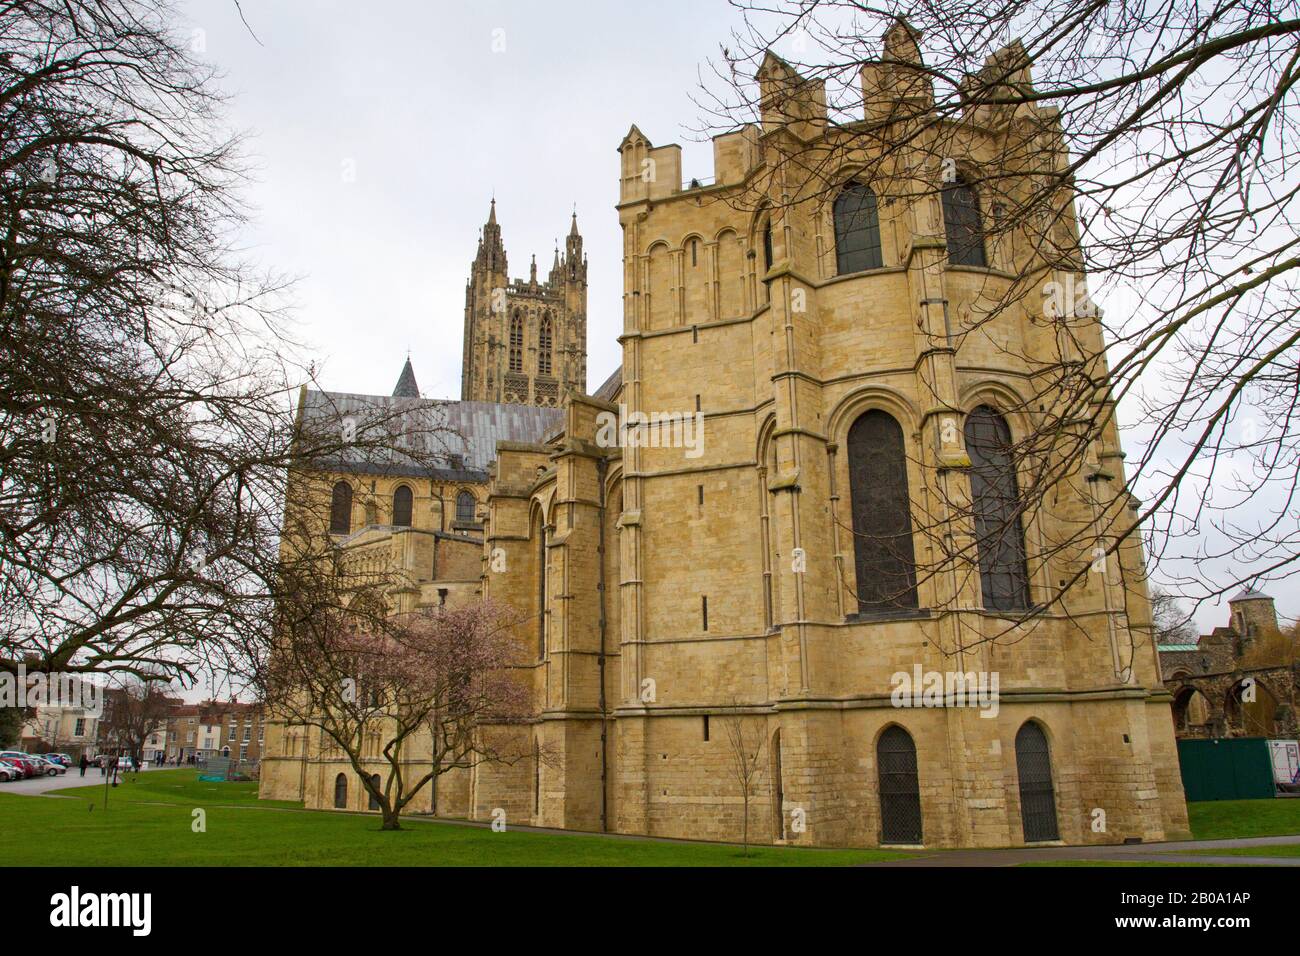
xmin=538 ymin=314 xmax=553 ymax=376
xmin=965 ymin=405 xmax=1030 ymax=611
xmin=392 ymin=485 xmax=413 ymax=527
xmin=333 ymin=773 xmax=347 ymax=809
xmin=834 ymin=182 xmax=883 ymax=274
xmin=509 ymin=311 xmax=524 ymax=373
xmin=456 ymin=490 xmax=476 ymax=523
xmin=1015 ymin=721 xmax=1059 ymax=842
xmin=329 ymin=481 xmax=352 ymax=535
xmin=877 ymin=725 xmax=922 ymax=844
xmin=942 ymin=176 xmax=987 ymax=267
xmin=847 ymin=409 xmax=918 ymax=612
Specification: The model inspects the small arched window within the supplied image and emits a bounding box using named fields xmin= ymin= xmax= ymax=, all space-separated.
xmin=329 ymin=481 xmax=352 ymax=535
xmin=847 ymin=410 xmax=918 ymax=611
xmin=509 ymin=311 xmax=524 ymax=373
xmin=538 ymin=314 xmax=553 ymax=376
xmin=877 ymin=726 xmax=922 ymax=844
xmin=833 ymin=182 xmax=883 ymax=274
xmin=392 ymin=485 xmax=413 ymax=527
xmin=762 ymin=220 xmax=773 ymax=273
xmin=333 ymin=772 xmax=347 ymax=809
xmin=965 ymin=405 xmax=1030 ymax=611
xmin=942 ymin=176 xmax=986 ymax=267
xmin=1015 ymin=722 xmax=1059 ymax=842
xmin=456 ymin=490 xmax=476 ymax=523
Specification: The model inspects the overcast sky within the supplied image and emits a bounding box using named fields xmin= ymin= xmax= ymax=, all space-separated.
xmin=178 ymin=0 xmax=739 ymax=402
xmin=174 ymin=1 xmax=1287 ymax=644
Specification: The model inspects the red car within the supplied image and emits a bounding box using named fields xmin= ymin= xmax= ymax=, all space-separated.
xmin=0 ymin=754 xmax=36 ymax=779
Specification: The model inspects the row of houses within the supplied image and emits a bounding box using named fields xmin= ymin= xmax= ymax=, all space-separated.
xmin=141 ymin=701 xmax=265 ymax=765
xmin=19 ymin=694 xmax=264 ymax=765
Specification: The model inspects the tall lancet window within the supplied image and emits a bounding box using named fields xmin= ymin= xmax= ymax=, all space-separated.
xmin=509 ymin=311 xmax=524 ymax=373
xmin=942 ymin=176 xmax=987 ymax=267
xmin=833 ymin=182 xmax=883 ymax=274
xmin=964 ymin=405 xmax=1030 ymax=611
xmin=538 ymin=314 xmax=553 ymax=376
xmin=847 ymin=409 xmax=918 ymax=612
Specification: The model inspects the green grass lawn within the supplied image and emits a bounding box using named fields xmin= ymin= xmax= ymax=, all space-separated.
xmin=1185 ymin=843 xmax=1300 ymax=859
xmin=47 ymin=770 xmax=303 ymax=809
xmin=1 ymin=770 xmax=908 ymax=867
xmin=1187 ymin=798 xmax=1300 ymax=840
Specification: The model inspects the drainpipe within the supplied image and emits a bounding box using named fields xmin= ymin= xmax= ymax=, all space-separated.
xmin=597 ymin=455 xmax=609 ymax=832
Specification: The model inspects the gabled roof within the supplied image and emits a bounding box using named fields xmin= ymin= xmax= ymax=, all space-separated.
xmin=299 ymin=389 xmax=563 ymax=480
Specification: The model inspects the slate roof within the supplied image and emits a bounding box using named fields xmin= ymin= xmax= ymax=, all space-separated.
xmin=392 ymin=358 xmax=420 ymax=398
xmin=1230 ymin=588 xmax=1271 ymax=602
xmin=299 ymin=389 xmax=562 ymax=480
xmin=593 ymin=365 xmax=622 ymax=403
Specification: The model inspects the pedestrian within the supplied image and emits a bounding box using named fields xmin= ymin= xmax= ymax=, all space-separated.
xmin=79 ymin=754 xmax=88 ymax=777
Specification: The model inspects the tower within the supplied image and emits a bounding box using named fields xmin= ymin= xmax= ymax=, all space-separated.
xmin=461 ymin=200 xmax=588 ymax=406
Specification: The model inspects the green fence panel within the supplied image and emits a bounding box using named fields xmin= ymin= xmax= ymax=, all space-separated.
xmin=1176 ymin=737 xmax=1276 ymax=801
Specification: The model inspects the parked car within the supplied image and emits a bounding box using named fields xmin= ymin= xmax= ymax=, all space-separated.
xmin=0 ymin=759 xmax=19 ymax=782
xmin=0 ymin=753 xmax=37 ymax=778
xmin=44 ymin=753 xmax=72 ymax=767
xmin=8 ymin=757 xmax=37 ymax=778
xmin=26 ymin=755 xmax=66 ymax=776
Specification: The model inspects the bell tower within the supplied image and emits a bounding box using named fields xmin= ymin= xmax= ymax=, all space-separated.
xmin=461 ymin=200 xmax=588 ymax=405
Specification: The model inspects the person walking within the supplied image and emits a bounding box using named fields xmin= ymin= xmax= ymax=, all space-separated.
xmin=78 ymin=754 xmax=88 ymax=777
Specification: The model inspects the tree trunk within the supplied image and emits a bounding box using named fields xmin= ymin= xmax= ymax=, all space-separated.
xmin=380 ymin=803 xmax=402 ymax=831
xmin=742 ymin=793 xmax=749 ymax=857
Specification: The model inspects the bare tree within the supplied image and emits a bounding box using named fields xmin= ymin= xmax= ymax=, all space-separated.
xmin=690 ymin=1 xmax=1300 ymax=645
xmin=719 ymin=708 xmax=767 ymax=856
xmin=262 ymin=600 xmax=533 ymax=831
xmin=1150 ymin=587 xmax=1197 ymax=645
xmin=99 ymin=676 xmax=176 ymax=766
xmin=0 ymin=1 xmax=459 ymax=689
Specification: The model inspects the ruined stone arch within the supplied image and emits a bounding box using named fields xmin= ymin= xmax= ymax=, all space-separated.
xmin=1171 ymin=682 xmax=1213 ymax=733
xmin=1225 ymin=676 xmax=1282 ymax=736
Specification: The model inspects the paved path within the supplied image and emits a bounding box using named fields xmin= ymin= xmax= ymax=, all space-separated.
xmin=870 ymin=833 xmax=1300 ymax=866
xmin=3 ymin=765 xmax=154 ymax=795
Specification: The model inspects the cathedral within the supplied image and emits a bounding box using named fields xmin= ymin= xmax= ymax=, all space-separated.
xmin=461 ymin=199 xmax=588 ymax=407
xmin=261 ymin=22 xmax=1190 ymax=849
